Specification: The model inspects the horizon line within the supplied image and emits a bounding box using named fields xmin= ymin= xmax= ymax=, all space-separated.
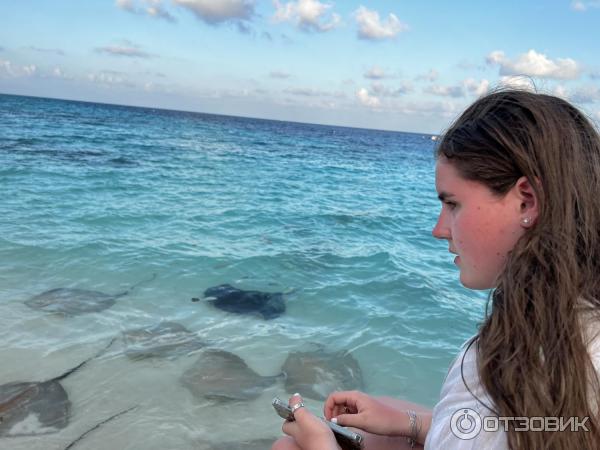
xmin=0 ymin=91 xmax=436 ymax=137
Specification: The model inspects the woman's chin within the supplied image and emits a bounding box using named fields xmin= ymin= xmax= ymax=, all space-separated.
xmin=460 ymin=273 xmax=494 ymax=291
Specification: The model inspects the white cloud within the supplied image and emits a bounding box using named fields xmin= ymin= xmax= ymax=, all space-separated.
xmin=424 ymin=84 xmax=464 ymax=98
xmin=552 ymin=84 xmax=569 ymax=99
xmin=415 ymin=69 xmax=439 ymax=82
xmin=95 ymin=40 xmax=152 ymax=58
xmin=0 ymin=58 xmax=73 ymax=80
xmin=356 ymin=87 xmax=381 ymax=108
xmin=116 ymin=0 xmax=135 ymax=11
xmin=0 ymin=59 xmax=14 ymax=76
xmin=49 ymin=67 xmax=71 ymax=80
xmin=116 ymin=0 xmax=176 ymax=22
xmin=571 ymin=85 xmax=600 ymax=104
xmin=23 ymin=65 xmax=37 ymax=76
xmin=370 ymin=81 xmax=413 ymax=96
xmin=273 ymin=0 xmax=341 ymax=32
xmin=87 ymin=70 xmax=135 ymax=88
xmin=486 ymin=49 xmax=581 ymax=80
xmin=270 ymin=70 xmax=291 ymax=79
xmin=354 ymin=6 xmax=408 ymax=41
xmin=463 ymin=78 xmax=490 ymax=96
xmin=398 ymin=100 xmax=460 ymax=118
xmin=174 ymin=0 xmax=254 ymax=25
xmin=284 ymin=87 xmax=345 ymax=98
xmin=571 ymin=0 xmax=600 ymax=11
xmin=364 ymin=66 xmax=388 ymax=80
xmin=0 ymin=59 xmax=38 ymax=77
xmin=498 ymin=75 xmax=537 ymax=90
xmin=27 ymin=46 xmax=65 ymax=56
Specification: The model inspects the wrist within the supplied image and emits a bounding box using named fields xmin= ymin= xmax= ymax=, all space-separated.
xmin=409 ymin=411 xmax=431 ymax=445
xmin=406 ymin=410 xmax=420 ymax=448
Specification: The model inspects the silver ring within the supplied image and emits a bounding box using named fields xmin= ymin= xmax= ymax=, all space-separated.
xmin=290 ymin=402 xmax=305 ymax=414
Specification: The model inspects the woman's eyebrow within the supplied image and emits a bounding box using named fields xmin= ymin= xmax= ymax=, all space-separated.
xmin=438 ymin=191 xmax=455 ymax=201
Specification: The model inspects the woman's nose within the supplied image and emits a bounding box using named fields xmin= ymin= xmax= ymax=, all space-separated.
xmin=432 ymin=214 xmax=450 ymax=240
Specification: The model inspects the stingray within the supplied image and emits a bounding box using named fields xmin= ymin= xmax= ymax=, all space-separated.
xmin=194 ymin=284 xmax=286 ymax=320
xmin=282 ymin=346 xmax=365 ymax=401
xmin=0 ymin=341 xmax=114 ymax=437
xmin=122 ymin=321 xmax=206 ymax=360
xmin=25 ymin=273 xmax=157 ymax=316
xmin=180 ymin=349 xmax=281 ymax=402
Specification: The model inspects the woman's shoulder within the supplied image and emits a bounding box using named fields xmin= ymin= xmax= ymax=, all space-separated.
xmin=425 ymin=335 xmax=507 ymax=449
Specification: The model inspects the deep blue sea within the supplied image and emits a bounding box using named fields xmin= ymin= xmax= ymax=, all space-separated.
xmin=0 ymin=94 xmax=487 ymax=449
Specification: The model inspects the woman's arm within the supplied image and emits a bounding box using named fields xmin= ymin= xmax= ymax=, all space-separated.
xmin=375 ymin=396 xmax=432 ymax=445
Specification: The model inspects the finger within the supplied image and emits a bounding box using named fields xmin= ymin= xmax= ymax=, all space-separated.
xmin=282 ymin=418 xmax=299 ymax=437
xmin=324 ymin=391 xmax=360 ymax=419
xmin=331 ymin=413 xmax=365 ymax=429
xmin=333 ymin=403 xmax=358 ymax=417
xmin=289 ymin=393 xmax=303 ymax=407
xmin=288 ymin=393 xmax=308 ymax=421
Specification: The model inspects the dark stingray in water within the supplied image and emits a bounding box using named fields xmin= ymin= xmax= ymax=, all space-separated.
xmin=196 ymin=284 xmax=286 ymax=320
xmin=0 ymin=342 xmax=113 ymax=437
xmin=25 ymin=273 xmax=156 ymax=316
xmin=181 ymin=349 xmax=280 ymax=402
xmin=122 ymin=321 xmax=206 ymax=360
xmin=282 ymin=347 xmax=364 ymax=401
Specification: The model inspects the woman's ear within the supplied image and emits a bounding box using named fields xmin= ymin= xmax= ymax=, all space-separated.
xmin=515 ymin=176 xmax=539 ymax=228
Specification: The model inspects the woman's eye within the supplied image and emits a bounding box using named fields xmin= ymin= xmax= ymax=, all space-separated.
xmin=444 ymin=201 xmax=457 ymax=210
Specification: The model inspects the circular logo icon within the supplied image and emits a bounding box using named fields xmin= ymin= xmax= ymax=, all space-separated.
xmin=450 ymin=408 xmax=482 ymax=440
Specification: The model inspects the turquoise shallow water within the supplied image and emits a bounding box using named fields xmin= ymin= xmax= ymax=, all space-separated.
xmin=0 ymin=94 xmax=487 ymax=449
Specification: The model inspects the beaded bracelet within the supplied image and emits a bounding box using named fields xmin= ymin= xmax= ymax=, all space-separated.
xmin=406 ymin=410 xmax=421 ymax=448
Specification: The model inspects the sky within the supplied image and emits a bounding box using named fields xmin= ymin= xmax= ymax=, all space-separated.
xmin=1 ymin=0 xmax=600 ymax=133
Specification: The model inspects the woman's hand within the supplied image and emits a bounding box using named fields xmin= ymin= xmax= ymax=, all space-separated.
xmin=281 ymin=394 xmax=341 ymax=450
xmin=324 ymin=391 xmax=409 ymax=436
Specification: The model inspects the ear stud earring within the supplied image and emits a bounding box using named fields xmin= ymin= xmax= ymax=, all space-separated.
xmin=521 ymin=217 xmax=531 ymax=225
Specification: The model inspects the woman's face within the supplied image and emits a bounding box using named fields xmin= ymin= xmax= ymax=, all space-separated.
xmin=432 ymin=157 xmax=526 ymax=290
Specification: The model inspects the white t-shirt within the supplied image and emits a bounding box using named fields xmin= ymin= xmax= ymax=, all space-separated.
xmin=424 ymin=321 xmax=600 ymax=449
xmin=424 ymin=337 xmax=508 ymax=449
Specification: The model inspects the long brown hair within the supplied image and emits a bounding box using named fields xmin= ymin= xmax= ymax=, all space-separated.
xmin=437 ymin=89 xmax=600 ymax=449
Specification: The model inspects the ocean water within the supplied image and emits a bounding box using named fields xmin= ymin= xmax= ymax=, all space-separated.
xmin=0 ymin=94 xmax=487 ymax=449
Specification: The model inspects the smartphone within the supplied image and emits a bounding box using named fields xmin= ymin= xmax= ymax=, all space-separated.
xmin=272 ymin=397 xmax=364 ymax=450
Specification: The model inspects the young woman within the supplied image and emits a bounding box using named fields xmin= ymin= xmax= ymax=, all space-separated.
xmin=271 ymin=89 xmax=600 ymax=450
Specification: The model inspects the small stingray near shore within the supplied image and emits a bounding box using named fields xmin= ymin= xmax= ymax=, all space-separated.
xmin=282 ymin=346 xmax=365 ymax=401
xmin=0 ymin=341 xmax=114 ymax=437
xmin=194 ymin=284 xmax=286 ymax=320
xmin=25 ymin=273 xmax=157 ymax=316
xmin=181 ymin=349 xmax=280 ymax=402
xmin=122 ymin=321 xmax=206 ymax=360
